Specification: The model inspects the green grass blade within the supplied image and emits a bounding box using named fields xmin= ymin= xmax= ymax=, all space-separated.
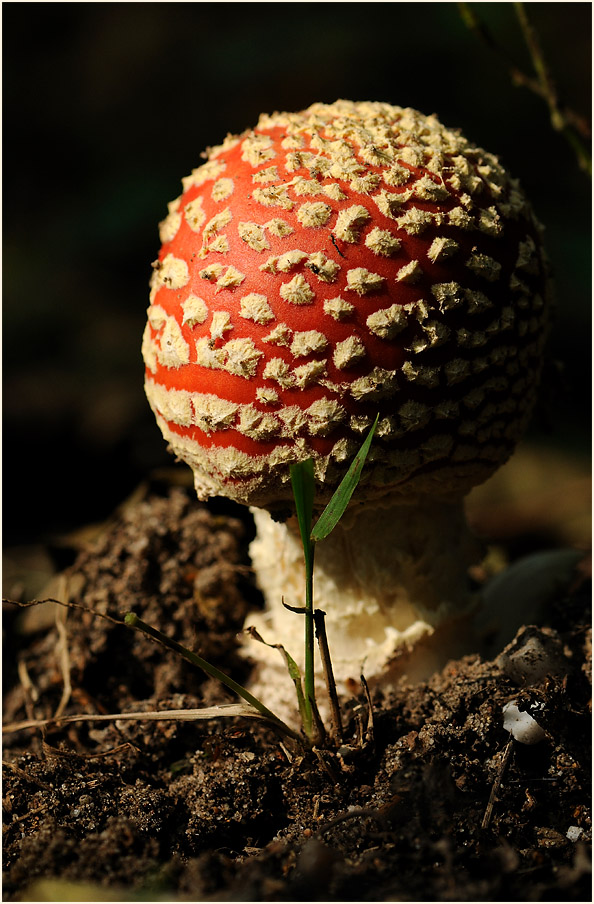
xmin=311 ymin=413 xmax=379 ymax=542
xmin=290 ymin=458 xmax=315 ymax=561
xmin=245 ymin=625 xmax=309 ymax=728
xmin=289 ymin=458 xmax=317 ymax=737
xmin=124 ymin=613 xmax=295 ymax=735
xmin=276 ymin=645 xmax=309 ymax=726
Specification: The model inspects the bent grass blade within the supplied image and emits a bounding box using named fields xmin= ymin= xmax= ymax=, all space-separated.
xmin=245 ymin=625 xmax=308 ymax=729
xmin=124 ymin=613 xmax=301 ymax=742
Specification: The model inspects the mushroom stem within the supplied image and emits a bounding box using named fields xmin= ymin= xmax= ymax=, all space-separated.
xmin=245 ymin=499 xmax=483 ymax=711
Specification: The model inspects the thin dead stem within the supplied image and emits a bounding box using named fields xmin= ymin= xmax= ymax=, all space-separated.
xmin=482 ymin=736 xmax=514 ymax=830
xmin=53 ymin=577 xmax=73 ymax=720
xmin=4 ymin=596 xmax=127 ymax=627
xmin=17 ymin=658 xmax=39 ymax=710
xmin=3 ymin=704 xmax=288 ymax=736
xmin=8 ymin=804 xmax=50 ymax=827
xmin=16 ymin=657 xmax=45 ymax=752
xmin=458 ymin=2 xmax=591 ymax=175
xmin=4 ymin=596 xmax=303 ymax=745
xmin=359 ymin=673 xmax=375 ymax=746
xmin=2 ymin=760 xmax=53 ymax=791
xmin=313 ymin=610 xmax=343 ymax=744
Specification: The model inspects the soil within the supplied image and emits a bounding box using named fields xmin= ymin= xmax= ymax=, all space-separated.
xmin=2 ymin=479 xmax=591 ymax=902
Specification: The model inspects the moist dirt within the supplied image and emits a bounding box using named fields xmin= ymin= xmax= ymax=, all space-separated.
xmin=3 ymin=483 xmax=591 ymax=902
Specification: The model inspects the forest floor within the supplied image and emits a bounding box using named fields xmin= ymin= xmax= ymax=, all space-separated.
xmin=2 ymin=456 xmax=591 ymax=902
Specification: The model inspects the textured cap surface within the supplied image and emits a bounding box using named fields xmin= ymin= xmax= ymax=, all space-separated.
xmin=143 ymin=100 xmax=550 ymax=511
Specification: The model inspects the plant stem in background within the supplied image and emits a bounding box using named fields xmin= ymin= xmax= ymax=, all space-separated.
xmin=458 ymin=2 xmax=591 ymax=176
xmin=513 ymin=3 xmax=591 ymax=176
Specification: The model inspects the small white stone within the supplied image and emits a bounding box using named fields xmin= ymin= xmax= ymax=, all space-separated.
xmin=502 ymin=701 xmax=546 ymax=745
xmin=566 ymin=826 xmax=583 ymax=843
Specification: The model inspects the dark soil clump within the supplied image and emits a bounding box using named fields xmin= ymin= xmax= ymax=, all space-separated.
xmin=3 ymin=484 xmax=591 ymax=901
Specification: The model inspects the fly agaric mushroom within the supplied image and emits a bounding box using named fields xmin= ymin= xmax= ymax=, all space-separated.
xmin=143 ymin=100 xmax=550 ymax=706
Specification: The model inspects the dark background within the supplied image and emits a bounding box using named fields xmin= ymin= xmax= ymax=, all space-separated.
xmin=3 ymin=2 xmax=591 ymax=546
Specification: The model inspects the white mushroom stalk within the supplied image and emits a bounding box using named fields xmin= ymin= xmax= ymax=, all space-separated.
xmin=248 ymin=498 xmax=483 ymax=692
xmin=142 ymin=101 xmax=551 ymax=711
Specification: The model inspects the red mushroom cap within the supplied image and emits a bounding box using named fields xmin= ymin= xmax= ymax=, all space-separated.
xmin=143 ymin=101 xmax=550 ymax=512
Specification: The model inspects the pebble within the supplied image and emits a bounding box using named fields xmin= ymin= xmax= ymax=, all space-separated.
xmin=502 ymin=701 xmax=547 ymax=744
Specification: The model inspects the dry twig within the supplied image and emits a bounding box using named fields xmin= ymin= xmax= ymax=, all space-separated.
xmin=458 ymin=2 xmax=591 ymax=174
xmin=482 ymin=736 xmax=514 ymax=830
xmin=53 ymin=576 xmax=73 ymax=720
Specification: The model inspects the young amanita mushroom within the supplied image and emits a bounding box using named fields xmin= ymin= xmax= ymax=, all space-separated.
xmin=143 ymin=100 xmax=551 ymax=709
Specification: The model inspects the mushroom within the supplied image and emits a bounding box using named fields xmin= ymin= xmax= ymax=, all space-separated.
xmin=143 ymin=100 xmax=551 ymax=711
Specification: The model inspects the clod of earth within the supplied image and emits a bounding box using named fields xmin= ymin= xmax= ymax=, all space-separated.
xmin=142 ymin=100 xmax=551 ymax=712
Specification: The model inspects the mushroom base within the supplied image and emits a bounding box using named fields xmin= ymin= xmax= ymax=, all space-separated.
xmin=243 ymin=499 xmax=483 ymax=719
